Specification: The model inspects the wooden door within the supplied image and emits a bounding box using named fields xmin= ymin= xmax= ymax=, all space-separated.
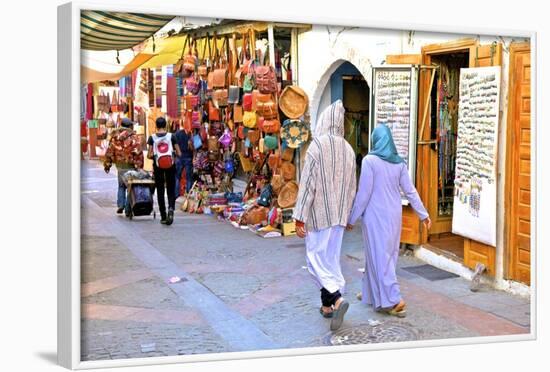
xmin=506 ymin=43 xmax=531 ymax=285
xmin=383 ymin=54 xmax=425 ymax=245
xmin=417 ymin=41 xmax=480 ymax=244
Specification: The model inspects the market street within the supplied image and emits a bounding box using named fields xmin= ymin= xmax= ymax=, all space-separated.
xmin=80 ymin=160 xmax=530 ymax=361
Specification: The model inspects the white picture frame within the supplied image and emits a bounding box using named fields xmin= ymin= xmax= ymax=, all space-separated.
xmin=58 ymin=2 xmax=538 ymax=369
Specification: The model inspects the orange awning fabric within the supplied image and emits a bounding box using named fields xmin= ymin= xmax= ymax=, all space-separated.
xmin=81 ymin=53 xmax=156 ymax=83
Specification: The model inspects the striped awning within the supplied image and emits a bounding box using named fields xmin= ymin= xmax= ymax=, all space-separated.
xmin=81 ymin=11 xmax=175 ymax=51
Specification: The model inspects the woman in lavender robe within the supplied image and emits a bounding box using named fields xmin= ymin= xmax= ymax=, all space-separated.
xmin=348 ymin=125 xmax=431 ymax=317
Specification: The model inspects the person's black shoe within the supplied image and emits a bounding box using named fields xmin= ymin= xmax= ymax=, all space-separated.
xmin=166 ymin=209 xmax=174 ymax=226
xmin=116 ymin=207 xmax=124 ymax=214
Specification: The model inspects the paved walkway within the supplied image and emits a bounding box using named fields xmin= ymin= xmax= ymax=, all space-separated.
xmin=80 ymin=160 xmax=530 ymax=361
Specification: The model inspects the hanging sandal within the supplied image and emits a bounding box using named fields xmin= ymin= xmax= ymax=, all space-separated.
xmin=319 ymin=307 xmax=333 ymax=318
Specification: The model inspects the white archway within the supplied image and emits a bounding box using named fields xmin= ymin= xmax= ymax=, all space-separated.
xmin=308 ymin=49 xmax=373 ymax=132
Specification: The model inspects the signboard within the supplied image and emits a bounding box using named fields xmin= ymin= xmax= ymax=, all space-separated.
xmin=452 ymin=66 xmax=501 ymax=246
xmin=370 ymin=65 xmax=419 ymax=188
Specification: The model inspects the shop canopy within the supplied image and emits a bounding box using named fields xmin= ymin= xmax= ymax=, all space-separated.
xmin=81 ymin=53 xmax=156 ymax=83
xmin=81 ymin=11 xmax=175 ymax=51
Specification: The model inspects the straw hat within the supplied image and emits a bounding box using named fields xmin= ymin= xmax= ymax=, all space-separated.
xmin=278 ymin=181 xmax=299 ymax=209
xmin=279 ymin=85 xmax=309 ymax=119
xmin=280 ymin=120 xmax=309 ymax=149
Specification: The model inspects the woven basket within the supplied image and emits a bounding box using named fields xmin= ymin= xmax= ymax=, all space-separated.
xmin=279 ymin=85 xmax=309 ymax=119
xmin=278 ymin=181 xmax=299 ymax=209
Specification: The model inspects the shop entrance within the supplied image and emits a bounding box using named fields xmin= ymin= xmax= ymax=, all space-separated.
xmin=342 ymin=75 xmax=370 ymax=173
xmin=316 ymin=61 xmax=370 ymax=172
xmin=424 ymin=51 xmax=469 ymax=260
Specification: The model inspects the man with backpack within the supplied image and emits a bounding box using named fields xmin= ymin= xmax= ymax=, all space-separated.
xmin=174 ymin=125 xmax=194 ymax=197
xmin=147 ymin=117 xmax=181 ymax=225
xmin=103 ymin=118 xmax=144 ymax=216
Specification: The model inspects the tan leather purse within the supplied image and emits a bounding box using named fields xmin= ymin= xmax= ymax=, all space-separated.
xmin=233 ymin=105 xmax=243 ymax=123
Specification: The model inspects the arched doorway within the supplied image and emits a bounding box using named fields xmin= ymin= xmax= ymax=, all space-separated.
xmin=312 ymin=60 xmax=371 ymax=172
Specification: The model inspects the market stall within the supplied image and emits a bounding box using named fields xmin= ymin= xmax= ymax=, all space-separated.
xmin=80 ymin=24 xmax=312 ymax=238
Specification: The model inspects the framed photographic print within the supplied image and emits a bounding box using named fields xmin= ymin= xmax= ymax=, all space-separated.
xmin=58 ymin=1 xmax=537 ymax=369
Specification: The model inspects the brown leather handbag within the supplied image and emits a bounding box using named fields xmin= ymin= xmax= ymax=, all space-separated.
xmin=247 ymin=129 xmax=260 ymax=144
xmin=198 ymin=65 xmax=208 ymax=78
xmin=208 ymin=136 xmax=219 ymax=152
xmin=241 ymin=206 xmax=268 ymax=225
xmin=255 ymin=65 xmax=277 ymax=94
xmin=184 ymin=54 xmax=197 ymax=72
xmin=207 ymin=71 xmax=214 ymax=89
xmin=213 ymin=89 xmax=228 ymax=107
xmin=281 ymin=147 xmax=294 ymax=161
xmin=271 ymin=174 xmax=284 ymax=195
xmin=256 ymin=100 xmax=278 ymax=119
xmin=268 ymin=152 xmax=281 ymax=171
xmin=233 ymin=105 xmax=243 ymax=123
xmin=213 ymin=68 xmax=228 ymax=88
xmin=262 ymin=118 xmax=281 ymax=134
xmin=281 ymin=161 xmax=296 ymax=181
xmin=208 ymin=101 xmax=220 ymax=121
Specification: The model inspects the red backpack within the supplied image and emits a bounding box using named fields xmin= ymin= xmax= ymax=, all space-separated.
xmin=152 ymin=133 xmax=175 ymax=169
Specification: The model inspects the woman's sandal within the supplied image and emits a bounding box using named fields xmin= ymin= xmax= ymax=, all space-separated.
xmin=385 ymin=300 xmax=407 ymax=318
xmin=319 ymin=307 xmax=333 ymax=318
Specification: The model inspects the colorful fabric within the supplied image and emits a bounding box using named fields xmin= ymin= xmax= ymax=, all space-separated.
xmin=166 ymin=76 xmax=178 ymax=118
xmin=176 ymin=74 xmax=184 ymax=117
xmin=86 ymin=83 xmax=94 ymax=120
xmin=293 ymin=100 xmax=357 ymax=231
xmin=103 ymin=128 xmax=144 ymax=170
xmin=155 ymin=67 xmax=162 ymax=108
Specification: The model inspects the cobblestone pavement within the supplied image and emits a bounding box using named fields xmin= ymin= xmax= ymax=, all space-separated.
xmin=80 ymin=160 xmax=531 ymax=361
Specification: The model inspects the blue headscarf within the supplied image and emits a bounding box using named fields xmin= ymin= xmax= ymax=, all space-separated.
xmin=369 ymin=124 xmax=404 ymax=164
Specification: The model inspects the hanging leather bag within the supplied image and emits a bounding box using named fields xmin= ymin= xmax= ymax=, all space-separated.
xmin=255 ymin=65 xmax=277 ymax=94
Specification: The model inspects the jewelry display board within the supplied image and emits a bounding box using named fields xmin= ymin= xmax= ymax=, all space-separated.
xmin=452 ymin=66 xmax=501 ymax=246
xmin=370 ymin=65 xmax=419 ymax=186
